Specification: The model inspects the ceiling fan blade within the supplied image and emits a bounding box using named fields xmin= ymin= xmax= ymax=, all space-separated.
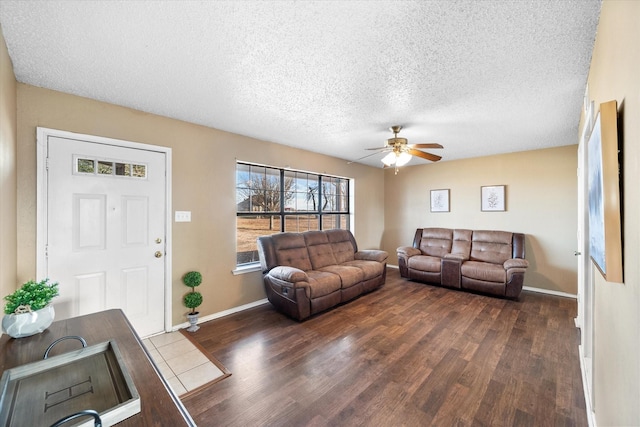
xmin=347 ymin=150 xmax=390 ymax=164
xmin=407 ymin=148 xmax=442 ymax=162
xmin=365 ymin=146 xmax=390 ymax=151
xmin=409 ymin=143 xmax=443 ymax=149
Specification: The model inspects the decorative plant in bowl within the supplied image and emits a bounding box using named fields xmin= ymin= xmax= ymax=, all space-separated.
xmin=183 ymin=271 xmax=203 ymax=332
xmin=2 ymin=278 xmax=59 ymax=338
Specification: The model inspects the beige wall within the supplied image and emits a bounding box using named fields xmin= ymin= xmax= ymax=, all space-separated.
xmin=586 ymin=1 xmax=640 ymax=425
xmin=0 ymin=25 xmax=17 ymax=304
xmin=383 ymin=145 xmax=578 ymax=295
xmin=7 ymin=4 xmax=640 ymax=421
xmin=15 ymin=84 xmax=385 ymax=326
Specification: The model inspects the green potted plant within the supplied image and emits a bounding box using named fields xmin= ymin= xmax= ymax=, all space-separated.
xmin=182 ymin=271 xmax=203 ymax=332
xmin=2 ymin=278 xmax=59 ymax=338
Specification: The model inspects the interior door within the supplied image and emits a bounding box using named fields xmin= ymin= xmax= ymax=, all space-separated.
xmin=45 ymin=135 xmax=167 ymax=337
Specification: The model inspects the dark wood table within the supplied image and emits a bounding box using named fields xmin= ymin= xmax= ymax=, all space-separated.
xmin=0 ymin=309 xmax=195 ymax=426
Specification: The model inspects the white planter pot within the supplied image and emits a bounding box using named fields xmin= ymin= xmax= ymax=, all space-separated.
xmin=186 ymin=312 xmax=200 ymax=332
xmin=2 ymin=305 xmax=55 ymax=338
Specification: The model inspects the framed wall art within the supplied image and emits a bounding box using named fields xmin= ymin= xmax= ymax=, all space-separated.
xmin=481 ymin=185 xmax=505 ymax=212
xmin=587 ymin=100 xmax=623 ymax=282
xmin=430 ymin=189 xmax=450 ymax=212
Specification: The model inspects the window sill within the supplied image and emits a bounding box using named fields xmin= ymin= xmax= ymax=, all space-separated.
xmin=232 ymin=263 xmax=262 ymax=275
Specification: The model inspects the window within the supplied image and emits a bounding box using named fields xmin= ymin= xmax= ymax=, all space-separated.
xmin=236 ymin=162 xmax=350 ymax=266
xmin=75 ymin=156 xmax=147 ymax=178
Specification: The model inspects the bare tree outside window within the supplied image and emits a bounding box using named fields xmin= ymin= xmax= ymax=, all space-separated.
xmin=236 ymin=162 xmax=350 ymax=266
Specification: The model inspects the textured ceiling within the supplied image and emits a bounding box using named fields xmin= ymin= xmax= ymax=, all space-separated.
xmin=0 ymin=0 xmax=601 ymax=167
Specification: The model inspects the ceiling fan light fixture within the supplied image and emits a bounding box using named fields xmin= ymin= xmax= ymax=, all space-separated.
xmin=381 ymin=151 xmax=397 ymax=166
xmin=353 ymin=124 xmax=441 ymax=171
xmin=395 ymin=151 xmax=412 ymax=166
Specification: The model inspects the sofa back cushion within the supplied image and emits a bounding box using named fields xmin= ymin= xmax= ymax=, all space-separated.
xmin=271 ymin=233 xmax=313 ymax=271
xmin=470 ymin=230 xmax=513 ymax=264
xmin=304 ymin=231 xmax=339 ymax=269
xmin=451 ymin=229 xmax=472 ymax=255
xmin=418 ymin=228 xmax=453 ymax=257
xmin=326 ymin=229 xmax=357 ymax=264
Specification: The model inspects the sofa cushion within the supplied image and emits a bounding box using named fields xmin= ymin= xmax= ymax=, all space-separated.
xmin=470 ymin=230 xmax=513 ymax=264
xmin=343 ymin=260 xmax=385 ymax=280
xmin=306 ymin=270 xmax=342 ymax=298
xmin=419 ymin=228 xmax=453 ymax=257
xmin=319 ymin=265 xmax=364 ymax=288
xmin=271 ymin=233 xmax=313 ymax=271
xmin=451 ymin=229 xmax=472 ymax=256
xmin=408 ymin=255 xmax=442 ymax=273
xmin=326 ymin=229 xmax=357 ymax=264
xmin=305 ymin=231 xmax=339 ymax=269
xmin=461 ymin=260 xmax=506 ymax=283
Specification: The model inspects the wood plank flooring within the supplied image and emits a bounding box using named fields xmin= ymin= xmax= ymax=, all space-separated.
xmin=181 ymin=268 xmax=587 ymax=426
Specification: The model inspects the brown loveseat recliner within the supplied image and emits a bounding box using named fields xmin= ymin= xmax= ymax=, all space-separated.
xmin=257 ymin=229 xmax=388 ymax=320
xmin=397 ymin=228 xmax=529 ymax=298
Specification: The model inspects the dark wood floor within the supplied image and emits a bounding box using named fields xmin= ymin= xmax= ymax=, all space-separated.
xmin=182 ymin=268 xmax=587 ymax=426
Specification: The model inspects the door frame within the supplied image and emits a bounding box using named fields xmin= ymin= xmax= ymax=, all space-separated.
xmin=36 ymin=127 xmax=173 ymax=334
xmin=577 ymin=122 xmax=595 ymax=424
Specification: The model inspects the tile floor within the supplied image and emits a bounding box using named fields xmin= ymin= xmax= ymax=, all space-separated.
xmin=143 ymin=331 xmax=224 ymax=396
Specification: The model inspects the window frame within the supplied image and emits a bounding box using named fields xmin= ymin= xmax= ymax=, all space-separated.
xmin=235 ymin=161 xmax=351 ymax=269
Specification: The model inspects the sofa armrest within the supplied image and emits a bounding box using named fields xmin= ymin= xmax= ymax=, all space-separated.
xmin=268 ymin=266 xmax=309 ymax=284
xmin=397 ymin=246 xmax=421 ymax=258
xmin=503 ymin=258 xmax=528 ymax=295
xmin=504 ymin=258 xmax=529 ymax=269
xmin=444 ymin=252 xmax=469 ymax=262
xmin=355 ymin=250 xmax=388 ymax=263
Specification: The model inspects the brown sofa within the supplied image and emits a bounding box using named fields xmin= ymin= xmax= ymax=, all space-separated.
xmin=257 ymin=229 xmax=388 ymax=320
xmin=397 ymin=228 xmax=529 ymax=298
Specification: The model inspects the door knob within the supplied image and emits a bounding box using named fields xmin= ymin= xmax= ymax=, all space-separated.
xmin=155 ymin=251 xmax=163 ymax=258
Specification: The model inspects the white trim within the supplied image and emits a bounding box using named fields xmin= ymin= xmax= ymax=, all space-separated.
xmin=36 ymin=129 xmax=48 ymax=279
xmin=172 ymin=298 xmax=269 ymax=331
xmin=36 ymin=127 xmax=173 ymax=333
xmin=522 ymin=286 xmax=577 ymax=299
xmin=232 ymin=263 xmax=262 ymax=275
xmin=578 ymin=344 xmax=597 ymax=427
xmin=164 ymin=151 xmax=173 ymax=333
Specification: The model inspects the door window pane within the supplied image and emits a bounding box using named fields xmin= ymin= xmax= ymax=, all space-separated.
xmin=77 ymin=158 xmax=95 ymax=173
xmin=98 ymin=161 xmax=114 ymax=175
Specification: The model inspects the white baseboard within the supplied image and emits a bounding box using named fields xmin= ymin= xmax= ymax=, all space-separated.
xmin=172 ymin=298 xmax=269 ymax=331
xmin=578 ymin=344 xmax=597 ymax=427
xmin=522 ymin=286 xmax=577 ymax=299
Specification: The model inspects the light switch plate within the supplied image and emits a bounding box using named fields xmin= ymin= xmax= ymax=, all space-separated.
xmin=175 ymin=211 xmax=191 ymax=222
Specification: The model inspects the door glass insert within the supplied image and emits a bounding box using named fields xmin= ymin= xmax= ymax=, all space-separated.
xmin=75 ymin=156 xmax=147 ymax=179
xmin=132 ymin=164 xmax=146 ymax=178
xmin=77 ymin=158 xmax=95 ymax=173
xmin=115 ymin=163 xmax=128 ymax=176
xmin=98 ymin=161 xmax=114 ymax=175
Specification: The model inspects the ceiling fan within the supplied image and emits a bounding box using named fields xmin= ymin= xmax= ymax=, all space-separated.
xmin=350 ymin=125 xmax=443 ymax=174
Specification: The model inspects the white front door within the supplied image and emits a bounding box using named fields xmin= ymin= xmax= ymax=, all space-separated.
xmin=41 ymin=131 xmax=169 ymax=337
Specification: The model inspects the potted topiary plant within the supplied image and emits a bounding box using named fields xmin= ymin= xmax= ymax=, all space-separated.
xmin=2 ymin=278 xmax=59 ymax=338
xmin=182 ymin=271 xmax=203 ymax=332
